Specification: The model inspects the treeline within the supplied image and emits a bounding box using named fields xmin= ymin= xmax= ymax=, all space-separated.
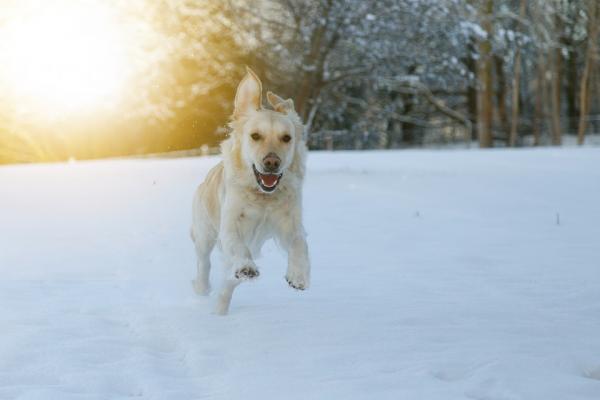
xmin=222 ymin=0 xmax=600 ymax=149
xmin=0 ymin=0 xmax=598 ymax=163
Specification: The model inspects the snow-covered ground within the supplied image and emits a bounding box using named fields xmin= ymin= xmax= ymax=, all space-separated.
xmin=1 ymin=148 xmax=599 ymax=400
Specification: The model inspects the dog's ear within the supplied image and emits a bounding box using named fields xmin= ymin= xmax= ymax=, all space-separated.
xmin=234 ymin=67 xmax=262 ymax=119
xmin=267 ymin=91 xmax=294 ymax=114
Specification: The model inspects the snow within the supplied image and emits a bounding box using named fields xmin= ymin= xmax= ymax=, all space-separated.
xmin=1 ymin=148 xmax=600 ymax=399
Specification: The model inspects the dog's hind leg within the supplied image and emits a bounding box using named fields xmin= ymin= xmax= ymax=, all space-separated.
xmin=191 ymin=223 xmax=216 ymax=296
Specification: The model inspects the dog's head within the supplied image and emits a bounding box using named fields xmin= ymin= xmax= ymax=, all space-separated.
xmin=230 ymin=67 xmax=302 ymax=194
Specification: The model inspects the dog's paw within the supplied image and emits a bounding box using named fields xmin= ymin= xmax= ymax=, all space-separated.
xmin=285 ymin=273 xmax=309 ymax=291
xmin=235 ymin=266 xmax=260 ymax=280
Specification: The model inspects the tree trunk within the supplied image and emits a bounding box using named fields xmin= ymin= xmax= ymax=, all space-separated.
xmin=463 ymin=37 xmax=478 ymax=146
xmin=565 ymin=40 xmax=579 ymax=134
xmin=533 ymin=52 xmax=546 ymax=146
xmin=577 ymin=0 xmax=598 ymax=145
xmin=400 ymin=93 xmax=416 ymax=146
xmin=294 ymin=1 xmax=334 ymax=120
xmin=494 ymin=55 xmax=510 ymax=140
xmin=550 ymin=15 xmax=563 ymax=146
xmin=509 ymin=0 xmax=526 ymax=147
xmin=464 ymin=38 xmax=478 ymax=136
xmin=477 ymin=0 xmax=494 ymax=148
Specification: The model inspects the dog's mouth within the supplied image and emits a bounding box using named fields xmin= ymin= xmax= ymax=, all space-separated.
xmin=252 ymin=164 xmax=282 ymax=193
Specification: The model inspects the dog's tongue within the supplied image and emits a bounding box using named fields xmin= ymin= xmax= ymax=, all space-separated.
xmin=260 ymin=174 xmax=279 ymax=188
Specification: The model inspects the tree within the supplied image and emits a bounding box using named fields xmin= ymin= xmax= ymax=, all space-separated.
xmin=509 ymin=0 xmax=527 ymax=147
xmin=577 ymin=0 xmax=598 ymax=145
xmin=476 ymin=0 xmax=494 ymax=148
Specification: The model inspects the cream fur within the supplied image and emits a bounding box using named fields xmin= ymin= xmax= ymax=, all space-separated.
xmin=191 ymin=68 xmax=310 ymax=315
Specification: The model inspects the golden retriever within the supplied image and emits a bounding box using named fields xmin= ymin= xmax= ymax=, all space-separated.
xmin=191 ymin=68 xmax=310 ymax=315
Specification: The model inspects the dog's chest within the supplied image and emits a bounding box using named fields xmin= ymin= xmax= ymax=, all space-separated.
xmin=240 ymin=200 xmax=286 ymax=231
xmin=236 ymin=192 xmax=291 ymax=249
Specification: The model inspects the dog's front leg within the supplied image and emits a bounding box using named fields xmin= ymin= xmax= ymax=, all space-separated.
xmin=215 ymin=205 xmax=258 ymax=315
xmin=220 ymin=211 xmax=259 ymax=280
xmin=214 ymin=278 xmax=241 ymax=316
xmin=280 ymin=214 xmax=310 ymax=290
xmin=286 ymin=234 xmax=310 ymax=290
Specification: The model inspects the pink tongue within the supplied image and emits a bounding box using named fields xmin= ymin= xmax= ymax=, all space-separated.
xmin=260 ymin=174 xmax=279 ymax=187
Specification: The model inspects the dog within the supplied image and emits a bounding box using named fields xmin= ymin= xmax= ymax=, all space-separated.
xmin=190 ymin=67 xmax=310 ymax=315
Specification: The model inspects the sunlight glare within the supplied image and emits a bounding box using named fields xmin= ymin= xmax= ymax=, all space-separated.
xmin=0 ymin=1 xmax=130 ymax=116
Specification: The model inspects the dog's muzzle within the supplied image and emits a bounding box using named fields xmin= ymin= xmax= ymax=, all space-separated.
xmin=252 ymin=164 xmax=282 ymax=193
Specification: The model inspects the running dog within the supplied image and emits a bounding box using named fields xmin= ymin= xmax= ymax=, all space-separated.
xmin=191 ymin=67 xmax=310 ymax=315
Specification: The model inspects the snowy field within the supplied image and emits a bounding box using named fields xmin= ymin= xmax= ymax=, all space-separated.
xmin=1 ymin=148 xmax=600 ymax=400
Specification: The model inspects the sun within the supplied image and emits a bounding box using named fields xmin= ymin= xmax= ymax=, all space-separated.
xmin=0 ymin=1 xmax=129 ymax=117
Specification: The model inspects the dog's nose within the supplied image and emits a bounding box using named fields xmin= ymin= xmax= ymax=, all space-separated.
xmin=263 ymin=152 xmax=281 ymax=172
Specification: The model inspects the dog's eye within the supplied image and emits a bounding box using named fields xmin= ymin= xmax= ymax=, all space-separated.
xmin=281 ymin=134 xmax=292 ymax=143
xmin=250 ymin=132 xmax=261 ymax=141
